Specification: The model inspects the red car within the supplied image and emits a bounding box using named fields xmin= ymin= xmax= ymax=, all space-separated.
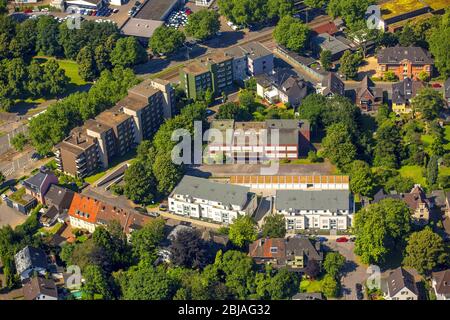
xmin=336 ymin=237 xmax=349 ymax=243
xmin=432 ymin=83 xmax=442 ymax=88
xmin=23 ymin=9 xmax=32 ymax=13
xmin=185 ymin=8 xmax=192 ymax=15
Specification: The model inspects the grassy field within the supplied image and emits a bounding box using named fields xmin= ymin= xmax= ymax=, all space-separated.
xmin=423 ymin=0 xmax=450 ymax=11
xmin=399 ymin=165 xmax=426 ymax=186
xmin=381 ymin=0 xmax=428 ymax=19
xmin=34 ymin=57 xmax=88 ymax=86
xmin=299 ymin=278 xmax=323 ymax=293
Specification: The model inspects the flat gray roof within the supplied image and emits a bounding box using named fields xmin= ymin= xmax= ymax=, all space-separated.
xmin=135 ymin=0 xmax=179 ymax=21
xmin=312 ymin=33 xmax=350 ymax=55
xmin=275 ymin=190 xmax=351 ymax=211
xmin=172 ymin=175 xmax=254 ymax=208
xmin=121 ymin=18 xmax=163 ymax=38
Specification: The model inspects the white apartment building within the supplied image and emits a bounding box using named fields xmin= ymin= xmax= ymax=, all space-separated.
xmin=169 ymin=176 xmax=257 ymax=225
xmin=275 ymin=190 xmax=354 ymax=231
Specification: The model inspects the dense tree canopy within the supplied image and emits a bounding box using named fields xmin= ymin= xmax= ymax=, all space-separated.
xmin=185 ymin=10 xmax=220 ymax=41
xmin=150 ymin=26 xmax=186 ymax=55
xmin=273 ymin=16 xmax=310 ymax=52
xmin=228 ymin=215 xmax=258 ymax=247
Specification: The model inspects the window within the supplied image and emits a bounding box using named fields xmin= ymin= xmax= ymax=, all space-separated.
xmin=270 ymin=247 xmax=278 ymax=254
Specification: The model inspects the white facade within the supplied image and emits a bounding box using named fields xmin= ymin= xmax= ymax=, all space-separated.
xmin=384 ymin=287 xmax=418 ymax=300
xmin=168 ymin=193 xmax=257 ymax=225
xmin=432 ymin=278 xmax=450 ymax=300
xmin=69 ymin=216 xmax=96 ymax=233
xmin=281 ymin=210 xmax=353 ymax=231
xmin=35 ymin=293 xmax=58 ymax=301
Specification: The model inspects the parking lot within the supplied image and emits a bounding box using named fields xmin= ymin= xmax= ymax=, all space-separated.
xmin=0 ymin=202 xmax=27 ymax=229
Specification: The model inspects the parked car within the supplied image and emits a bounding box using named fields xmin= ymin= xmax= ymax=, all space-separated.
xmin=206 ymin=109 xmax=214 ymax=116
xmin=355 ymin=283 xmax=364 ymax=300
xmin=336 ymin=237 xmax=349 ymax=243
xmin=432 ymin=83 xmax=442 ymax=88
xmin=134 ymin=206 xmax=147 ymax=214
xmin=349 ymin=236 xmax=356 ymax=242
xmin=159 ymin=204 xmax=168 ymax=211
xmin=113 ymin=8 xmax=119 ymax=13
xmin=316 ymin=236 xmax=328 ymax=242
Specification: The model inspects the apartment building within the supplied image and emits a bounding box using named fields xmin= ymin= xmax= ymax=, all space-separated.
xmin=55 ymin=127 xmax=101 ymax=178
xmin=206 ymin=119 xmax=311 ymax=161
xmin=168 ymin=175 xmax=257 ymax=225
xmin=275 ymin=189 xmax=354 ymax=231
xmin=376 ymin=46 xmax=433 ymax=80
xmin=56 ymin=79 xmax=172 ymax=177
xmin=224 ymin=41 xmax=274 ymax=82
xmin=180 ymin=51 xmax=234 ymax=100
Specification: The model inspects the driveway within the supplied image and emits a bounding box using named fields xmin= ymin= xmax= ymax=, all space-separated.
xmin=0 ymin=203 xmax=27 ymax=228
xmin=325 ymin=240 xmax=369 ymax=300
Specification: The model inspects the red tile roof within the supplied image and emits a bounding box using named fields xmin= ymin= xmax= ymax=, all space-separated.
xmin=312 ymin=21 xmax=338 ymax=35
xmin=67 ymin=193 xmax=101 ymax=223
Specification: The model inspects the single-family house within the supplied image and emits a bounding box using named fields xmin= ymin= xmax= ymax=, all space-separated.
xmin=355 ymin=76 xmax=383 ymax=112
xmin=383 ymin=267 xmax=419 ymax=300
xmin=22 ymin=276 xmax=58 ymax=300
xmin=21 ymin=168 xmax=58 ymax=204
xmin=316 ymin=72 xmax=345 ymax=97
xmin=432 ymin=269 xmax=450 ymax=300
xmin=256 ymin=72 xmax=308 ymax=107
xmin=249 ymin=236 xmax=323 ymax=272
xmin=5 ymin=188 xmax=37 ymax=214
xmin=14 ymin=246 xmax=48 ymax=280
xmin=311 ymin=33 xmax=351 ymax=61
xmin=391 ymin=77 xmax=424 ymax=114
xmin=373 ymin=185 xmax=430 ymax=225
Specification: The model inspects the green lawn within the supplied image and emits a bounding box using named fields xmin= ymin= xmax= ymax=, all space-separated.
xmin=34 ymin=56 xmax=87 ymax=86
xmin=444 ymin=125 xmax=450 ymax=150
xmin=84 ymin=171 xmax=108 ymax=185
xmin=399 ymin=165 xmax=427 ymax=186
xmin=299 ymin=278 xmax=323 ymax=293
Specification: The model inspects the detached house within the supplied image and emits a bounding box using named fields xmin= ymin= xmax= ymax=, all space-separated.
xmin=432 ymin=270 xmax=450 ymax=300
xmin=373 ymin=185 xmax=430 ymax=225
xmin=384 ymin=267 xmax=419 ymax=300
xmin=41 ymin=185 xmax=75 ymax=227
xmin=22 ymin=276 xmax=58 ymax=300
xmin=14 ymin=246 xmax=48 ymax=280
xmin=376 ymin=46 xmax=433 ymax=81
xmin=391 ymin=77 xmax=424 ymax=114
xmin=256 ymin=73 xmax=308 ymax=107
xmin=316 ymin=72 xmax=345 ymax=97
xmin=21 ymin=168 xmax=58 ymax=204
xmin=249 ymin=236 xmax=323 ymax=272
xmin=355 ymin=76 xmax=383 ymax=112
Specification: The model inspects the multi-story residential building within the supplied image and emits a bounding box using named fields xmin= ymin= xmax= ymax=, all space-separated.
xmin=224 ymin=41 xmax=274 ymax=82
xmin=384 ymin=267 xmax=418 ymax=300
xmin=168 ymin=175 xmax=257 ymax=225
xmin=95 ymin=108 xmax=136 ymax=158
xmin=432 ymin=270 xmax=450 ymax=300
xmin=391 ymin=77 xmax=424 ymax=114
xmin=249 ymin=236 xmax=323 ymax=272
xmin=206 ymin=119 xmax=311 ymax=161
xmin=56 ymin=79 xmax=172 ymax=177
xmin=180 ymin=51 xmax=234 ymax=100
xmin=275 ymin=190 xmax=354 ymax=231
xmin=376 ymin=46 xmax=433 ymax=80
xmin=55 ymin=127 xmax=101 ymax=178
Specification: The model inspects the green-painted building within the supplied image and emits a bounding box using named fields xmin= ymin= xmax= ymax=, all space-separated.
xmin=180 ymin=51 xmax=234 ymax=100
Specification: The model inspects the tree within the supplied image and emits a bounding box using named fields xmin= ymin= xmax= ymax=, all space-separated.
xmin=77 ymin=45 xmax=98 ymax=81
xmin=262 ymin=214 xmax=286 ymax=238
xmin=0 ymin=0 xmax=7 ymax=14
xmin=216 ymin=102 xmax=252 ymax=121
xmin=349 ymin=160 xmax=375 ymax=196
xmin=321 ymin=123 xmax=357 ymax=170
xmin=339 ymin=50 xmax=361 ymax=79
xmin=427 ymin=12 xmax=450 ymax=78
xmin=320 ymin=49 xmax=332 ymax=71
xmin=273 ymin=16 xmax=310 ymax=53
xmin=152 ymin=152 xmax=183 ymax=195
xmin=266 ymin=268 xmax=300 ymax=299
xmin=267 ymin=0 xmax=295 ymax=20
xmin=383 ymin=70 xmax=398 ymax=81
xmin=398 ymin=24 xmax=417 ymax=46
xmin=185 ymin=10 xmax=220 ymax=41
xmin=121 ymin=264 xmax=175 ymax=300
xmin=373 ymin=120 xmax=402 ymax=169
xmin=297 ymin=94 xmax=327 ymax=129
xmin=94 ymin=44 xmax=112 ymax=73
xmin=42 ymin=59 xmax=69 ymax=96
xmin=124 ymin=160 xmax=157 ymax=205
xmin=238 ymin=89 xmax=255 ymax=109
xmin=327 ymin=0 xmax=375 ymax=28
xmin=417 ymin=70 xmax=430 ymax=82
xmin=427 ymin=155 xmax=439 ymax=187
xmin=169 ymin=228 xmax=209 ymax=269
xmin=384 ymin=175 xmax=414 ymax=193
xmin=228 ymin=215 xmax=257 ymax=247
xmin=149 ymin=26 xmax=186 ymax=55
xmin=412 ymin=88 xmax=445 ymax=121
xmin=323 ymin=252 xmax=346 ymax=279
xmin=82 ymin=264 xmax=113 ymax=300
xmin=27 ymin=60 xmax=46 ymax=97
xmin=354 ymin=199 xmax=411 ymax=264
xmin=130 ymin=219 xmax=165 ymax=262
xmin=403 ymin=228 xmax=448 ymax=275
xmin=35 ymin=15 xmax=62 ymax=56
xmin=321 ymin=274 xmax=339 ymax=298
xmin=11 ymin=132 xmax=28 ymax=152
xmin=110 ymin=37 xmax=147 ymax=68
